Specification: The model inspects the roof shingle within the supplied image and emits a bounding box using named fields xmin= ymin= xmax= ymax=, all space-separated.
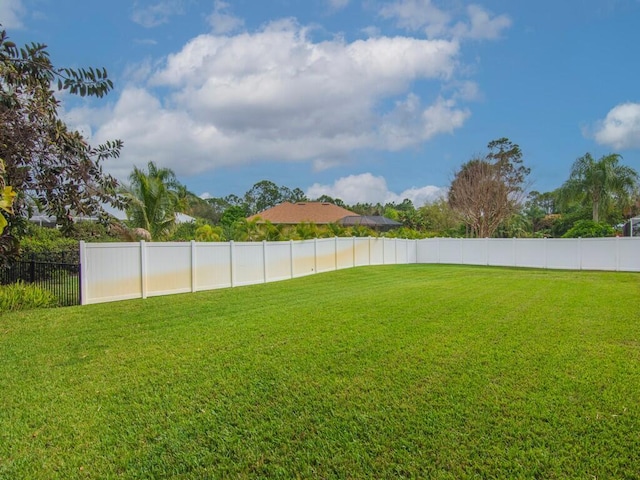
xmin=247 ymin=202 xmax=358 ymax=224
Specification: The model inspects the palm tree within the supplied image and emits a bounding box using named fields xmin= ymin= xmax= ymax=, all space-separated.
xmin=121 ymin=161 xmax=182 ymax=241
xmin=559 ymin=153 xmax=638 ymax=223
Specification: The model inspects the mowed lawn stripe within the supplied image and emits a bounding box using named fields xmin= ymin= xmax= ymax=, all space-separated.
xmin=1 ymin=265 xmax=639 ymax=478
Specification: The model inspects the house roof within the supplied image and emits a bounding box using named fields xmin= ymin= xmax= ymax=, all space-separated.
xmin=247 ymin=202 xmax=358 ymax=224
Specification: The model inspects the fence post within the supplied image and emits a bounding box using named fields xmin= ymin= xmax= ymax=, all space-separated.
xmin=290 ymin=239 xmax=294 ymax=279
xmin=79 ymin=241 xmax=87 ymax=305
xmin=578 ymin=237 xmax=582 ymax=270
xmin=368 ymin=236 xmax=371 ymax=266
xmin=394 ymin=238 xmax=398 ymax=265
xmin=190 ymin=240 xmax=197 ymax=293
xmin=263 ymin=240 xmax=268 ymax=282
xmin=229 ymin=241 xmax=235 ymax=287
xmin=382 ymin=238 xmax=385 ymax=265
xmin=335 ymin=237 xmax=338 ymax=270
xmin=140 ymin=240 xmax=147 ymax=299
xmin=314 ymin=238 xmax=317 ymax=274
xmin=485 ymin=238 xmax=489 ymax=265
xmin=616 ymin=236 xmax=620 ymax=272
xmin=353 ymin=236 xmax=356 ymax=267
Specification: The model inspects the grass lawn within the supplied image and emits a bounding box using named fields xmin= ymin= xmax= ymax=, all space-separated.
xmin=1 ymin=265 xmax=639 ymax=478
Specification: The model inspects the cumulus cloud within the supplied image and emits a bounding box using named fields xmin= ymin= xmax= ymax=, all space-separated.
xmin=327 ymin=0 xmax=350 ymax=11
xmin=131 ymin=0 xmax=185 ymax=28
xmin=0 ymin=0 xmax=25 ymax=29
xmin=75 ymin=19 xmax=472 ymax=178
xmin=207 ymin=0 xmax=243 ymax=34
xmin=380 ymin=0 xmax=511 ymax=40
xmin=306 ymin=173 xmax=445 ymax=206
xmin=592 ymin=102 xmax=640 ymax=149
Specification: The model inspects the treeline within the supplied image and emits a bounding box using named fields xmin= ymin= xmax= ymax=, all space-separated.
xmin=106 ymin=138 xmax=638 ymax=243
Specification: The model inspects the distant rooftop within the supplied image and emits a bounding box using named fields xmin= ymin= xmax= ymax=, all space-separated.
xmin=247 ymin=202 xmax=358 ymax=224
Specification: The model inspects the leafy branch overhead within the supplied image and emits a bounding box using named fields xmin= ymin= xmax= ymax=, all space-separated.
xmin=0 ymin=29 xmax=114 ymax=98
xmin=0 ymin=27 xmax=125 ymax=237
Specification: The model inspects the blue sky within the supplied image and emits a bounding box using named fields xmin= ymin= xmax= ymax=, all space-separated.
xmin=3 ymin=0 xmax=640 ymax=206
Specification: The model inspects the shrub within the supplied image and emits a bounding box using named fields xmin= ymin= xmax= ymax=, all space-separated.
xmin=67 ymin=221 xmax=116 ymax=242
xmin=18 ymin=225 xmax=79 ymax=263
xmin=562 ymin=219 xmax=615 ymax=238
xmin=0 ymin=281 xmax=57 ymax=311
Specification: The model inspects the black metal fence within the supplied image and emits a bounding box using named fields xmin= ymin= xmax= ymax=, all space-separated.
xmin=0 ymin=254 xmax=81 ymax=306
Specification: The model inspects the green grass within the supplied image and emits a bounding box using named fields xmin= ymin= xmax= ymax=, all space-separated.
xmin=1 ymin=265 xmax=639 ymax=478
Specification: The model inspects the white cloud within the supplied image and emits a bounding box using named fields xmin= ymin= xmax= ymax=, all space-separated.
xmin=306 ymin=173 xmax=445 ymax=206
xmin=327 ymin=0 xmax=350 ymax=11
xmin=592 ymin=103 xmax=640 ymax=149
xmin=380 ymin=0 xmax=451 ymax=37
xmin=0 ymin=0 xmax=25 ymax=29
xmin=207 ymin=0 xmax=243 ymax=35
xmin=73 ymin=19 xmax=472 ymax=178
xmin=451 ymin=5 xmax=512 ymax=40
xmin=380 ymin=0 xmax=511 ymax=40
xmin=131 ymin=0 xmax=185 ymax=28
xmin=380 ymin=94 xmax=470 ymax=150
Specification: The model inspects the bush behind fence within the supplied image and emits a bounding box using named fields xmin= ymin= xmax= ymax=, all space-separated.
xmin=1 ymin=257 xmax=81 ymax=307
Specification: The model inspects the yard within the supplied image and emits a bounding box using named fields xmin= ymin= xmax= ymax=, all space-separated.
xmin=1 ymin=265 xmax=639 ymax=478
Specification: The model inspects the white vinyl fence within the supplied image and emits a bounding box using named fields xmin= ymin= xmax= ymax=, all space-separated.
xmin=79 ymin=237 xmax=416 ymax=305
xmin=79 ymin=237 xmax=639 ymax=305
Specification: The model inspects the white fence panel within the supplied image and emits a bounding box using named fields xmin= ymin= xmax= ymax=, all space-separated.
xmin=619 ymin=238 xmax=640 ymax=271
xmin=194 ymin=243 xmax=232 ymax=291
xmin=462 ymin=238 xmax=487 ymax=265
xmin=370 ymin=237 xmax=385 ymax=265
xmin=545 ymin=239 xmax=580 ymax=270
xmin=581 ymin=238 xmax=618 ymax=271
xmin=485 ymin=239 xmax=514 ymax=267
xmin=354 ymin=238 xmax=371 ymax=266
xmin=233 ymin=242 xmax=265 ymax=286
xmin=395 ymin=239 xmax=408 ymax=264
xmin=416 ymin=238 xmax=438 ymax=263
xmin=382 ymin=238 xmax=396 ymax=264
xmin=514 ymin=239 xmax=547 ymax=269
xmin=438 ymin=238 xmax=464 ymax=264
xmin=265 ymin=241 xmax=292 ymax=281
xmin=146 ymin=243 xmax=192 ymax=296
xmin=406 ymin=240 xmax=417 ymax=264
xmin=336 ymin=238 xmax=355 ymax=269
xmin=82 ymin=243 xmax=142 ymax=304
xmin=292 ymin=240 xmax=316 ymax=278
xmin=315 ymin=238 xmax=337 ymax=273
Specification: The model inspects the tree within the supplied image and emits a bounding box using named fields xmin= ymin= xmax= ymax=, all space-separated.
xmin=121 ymin=162 xmax=182 ymax=241
xmin=313 ymin=195 xmax=346 ymax=208
xmin=0 ymin=28 xmax=124 ymax=232
xmin=244 ymin=180 xmax=282 ymax=215
xmin=418 ymin=199 xmax=462 ymax=236
xmin=0 ymin=159 xmax=15 ymax=234
xmin=558 ymin=153 xmax=638 ymax=223
xmin=449 ymin=138 xmax=530 ymax=238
